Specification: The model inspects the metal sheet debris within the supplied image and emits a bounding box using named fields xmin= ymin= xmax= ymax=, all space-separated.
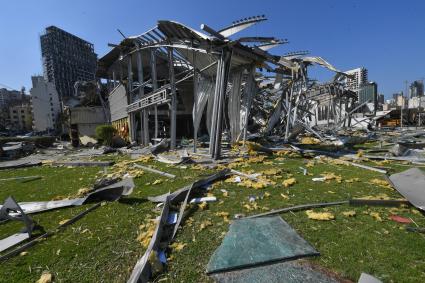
xmin=0 ymin=176 xmax=41 ymax=182
xmin=210 ymin=260 xmax=341 ymax=283
xmin=147 ymin=169 xmax=230 ymax=203
xmin=52 ymin=160 xmax=114 ymax=167
xmin=127 ymin=196 xmax=171 ymax=283
xmin=0 ymin=203 xmax=101 ymax=262
xmin=388 ymin=168 xmax=425 ymax=211
xmin=129 ymin=170 xmax=229 ymax=282
xmin=206 ymin=216 xmax=319 ymax=274
xmin=358 ymin=273 xmax=382 ymax=283
xmin=0 ymin=233 xmax=30 ymax=253
xmin=0 ymin=178 xmax=134 ymax=218
xmin=0 ymin=197 xmax=36 ymax=252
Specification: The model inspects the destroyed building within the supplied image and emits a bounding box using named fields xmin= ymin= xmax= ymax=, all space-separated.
xmin=40 ymin=26 xmax=97 ymax=104
xmin=97 ymin=17 xmax=355 ymax=158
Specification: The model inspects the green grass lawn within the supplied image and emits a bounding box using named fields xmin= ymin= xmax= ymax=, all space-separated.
xmin=0 ymin=150 xmax=424 ymax=283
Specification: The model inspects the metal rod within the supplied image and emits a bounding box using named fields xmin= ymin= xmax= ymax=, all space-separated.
xmin=133 ymin=164 xmax=176 ymax=178
xmin=245 ymin=201 xmax=348 ymax=219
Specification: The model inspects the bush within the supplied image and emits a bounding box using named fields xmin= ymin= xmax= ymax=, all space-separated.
xmin=0 ymin=136 xmax=56 ymax=147
xmin=95 ymin=124 xmax=117 ymax=146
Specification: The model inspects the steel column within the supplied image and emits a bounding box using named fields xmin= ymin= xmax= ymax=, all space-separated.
xmin=150 ymin=49 xmax=159 ymax=142
xmin=212 ymin=49 xmax=232 ymax=159
xmin=137 ymin=49 xmax=144 ymax=97
xmin=193 ymin=51 xmax=198 ymax=153
xmin=168 ymin=48 xmax=177 ymax=150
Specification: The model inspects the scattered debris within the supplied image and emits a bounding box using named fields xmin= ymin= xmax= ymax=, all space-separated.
xmin=0 ymin=203 xmax=101 ymax=262
xmin=0 ymin=175 xmax=41 ymax=183
xmin=389 ymin=215 xmax=412 ymax=224
xmin=133 ymin=163 xmax=176 ymax=178
xmin=282 ymin=178 xmax=296 ymax=188
xmin=388 ymin=168 xmax=425 ymax=211
xmin=189 ymin=196 xmax=217 ymax=204
xmin=129 ymin=170 xmax=229 ymax=283
xmin=211 ymin=260 xmax=343 ymax=283
xmin=342 ymin=211 xmax=356 ymax=217
xmin=369 ymin=212 xmax=382 ymax=222
xmin=36 ymin=271 xmax=53 ymax=283
xmin=306 ymin=210 xmax=335 ymax=221
xmin=52 ymin=160 xmax=114 ymax=167
xmin=0 ymin=178 xmax=134 ymax=218
xmin=245 ymin=201 xmax=348 ymax=219
xmin=206 ymin=216 xmax=319 ymax=274
xmin=358 ymin=272 xmax=382 ymax=283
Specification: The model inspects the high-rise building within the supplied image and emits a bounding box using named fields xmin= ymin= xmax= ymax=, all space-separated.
xmin=358 ymin=82 xmax=378 ymax=112
xmin=30 ymin=76 xmax=62 ymax=132
xmin=378 ymin=94 xmax=385 ymax=105
xmin=40 ymin=26 xmax=97 ymax=103
xmin=409 ymin=80 xmax=424 ymax=98
xmin=344 ymin=67 xmax=368 ymax=92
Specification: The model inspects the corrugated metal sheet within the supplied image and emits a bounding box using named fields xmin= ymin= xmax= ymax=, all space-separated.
xmin=70 ymin=107 xmax=107 ymax=124
xmin=109 ymin=84 xmax=128 ymax=122
xmin=158 ymin=21 xmax=211 ymax=41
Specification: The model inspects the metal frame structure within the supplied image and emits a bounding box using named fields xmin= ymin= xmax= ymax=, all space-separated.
xmin=97 ymin=16 xmax=352 ymax=159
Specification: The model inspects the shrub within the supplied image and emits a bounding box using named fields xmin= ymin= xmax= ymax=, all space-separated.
xmin=95 ymin=124 xmax=117 ymax=146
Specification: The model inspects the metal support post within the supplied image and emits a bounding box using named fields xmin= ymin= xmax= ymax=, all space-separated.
xmin=168 ymin=48 xmax=177 ymax=150
xmin=213 ymin=49 xmax=232 ymax=159
xmin=127 ymin=55 xmax=133 ymax=102
xmin=209 ymin=59 xmax=221 ymax=155
xmin=112 ymin=70 xmax=116 ymax=88
xmin=242 ymin=65 xmax=256 ymax=145
xmin=137 ymin=49 xmax=144 ymax=97
xmin=151 ymin=49 xmax=159 ymax=142
xmin=284 ymin=71 xmax=294 ymax=142
xmin=193 ymin=51 xmax=198 ymax=153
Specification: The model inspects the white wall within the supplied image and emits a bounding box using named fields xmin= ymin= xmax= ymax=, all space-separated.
xmin=30 ymin=76 xmax=62 ymax=132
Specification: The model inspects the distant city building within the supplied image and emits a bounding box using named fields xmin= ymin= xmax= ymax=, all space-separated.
xmin=0 ymin=88 xmax=23 ymax=107
xmin=344 ymin=67 xmax=368 ymax=93
xmin=9 ymin=103 xmax=32 ymax=132
xmin=408 ymin=96 xmax=425 ymax=109
xmin=358 ymin=82 xmax=377 ymax=113
xmin=378 ymin=94 xmax=385 ymax=105
xmin=409 ymin=80 xmax=424 ymax=98
xmin=40 ymin=26 xmax=97 ymax=103
xmin=392 ymin=92 xmax=403 ymax=100
xmin=382 ymin=103 xmax=391 ymax=111
xmin=396 ymin=93 xmax=407 ymax=108
xmin=30 ymin=76 xmax=62 ymax=132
